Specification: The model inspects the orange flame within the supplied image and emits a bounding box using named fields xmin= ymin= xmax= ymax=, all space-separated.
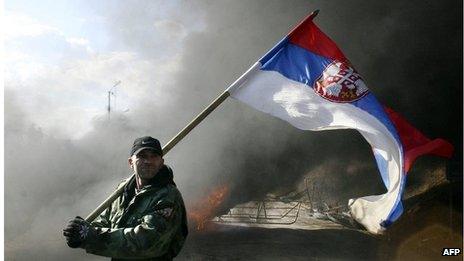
xmin=188 ymin=184 xmax=229 ymax=230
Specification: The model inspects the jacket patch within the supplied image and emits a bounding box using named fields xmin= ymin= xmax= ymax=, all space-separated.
xmin=155 ymin=208 xmax=174 ymax=219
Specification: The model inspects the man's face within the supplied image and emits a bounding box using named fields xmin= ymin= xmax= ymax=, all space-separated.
xmin=129 ymin=149 xmax=164 ymax=180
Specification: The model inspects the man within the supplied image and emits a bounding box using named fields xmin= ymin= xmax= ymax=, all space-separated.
xmin=63 ymin=136 xmax=188 ymax=260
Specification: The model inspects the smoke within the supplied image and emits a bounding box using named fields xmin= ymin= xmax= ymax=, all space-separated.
xmin=5 ymin=0 xmax=462 ymax=260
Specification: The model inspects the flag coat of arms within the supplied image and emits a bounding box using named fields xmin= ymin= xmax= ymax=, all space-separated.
xmin=228 ymin=11 xmax=453 ymax=234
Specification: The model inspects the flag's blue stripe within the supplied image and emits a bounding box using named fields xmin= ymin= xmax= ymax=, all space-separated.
xmin=381 ymin=177 xmax=406 ymax=228
xmin=259 ymin=37 xmax=291 ymax=66
xmin=373 ymin=147 xmax=406 ymax=228
xmin=260 ymin=42 xmax=333 ymax=88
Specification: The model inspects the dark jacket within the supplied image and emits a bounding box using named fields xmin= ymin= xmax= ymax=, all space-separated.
xmin=84 ymin=165 xmax=188 ymax=260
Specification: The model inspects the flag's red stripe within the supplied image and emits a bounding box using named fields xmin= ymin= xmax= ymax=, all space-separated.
xmin=384 ymin=106 xmax=454 ymax=172
xmin=289 ymin=18 xmax=346 ymax=62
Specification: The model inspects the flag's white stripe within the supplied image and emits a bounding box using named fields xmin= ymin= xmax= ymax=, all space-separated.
xmin=230 ymin=69 xmax=404 ymax=234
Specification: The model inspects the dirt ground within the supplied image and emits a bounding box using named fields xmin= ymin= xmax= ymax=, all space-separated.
xmin=177 ymin=183 xmax=463 ymax=261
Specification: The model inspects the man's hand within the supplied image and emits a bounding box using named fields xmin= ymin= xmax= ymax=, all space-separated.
xmin=63 ymin=216 xmax=96 ymax=248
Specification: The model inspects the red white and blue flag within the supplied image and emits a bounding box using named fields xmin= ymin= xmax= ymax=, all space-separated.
xmin=228 ymin=11 xmax=453 ymax=234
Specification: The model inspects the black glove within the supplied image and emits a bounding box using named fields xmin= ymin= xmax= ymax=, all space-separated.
xmin=63 ymin=216 xmax=96 ymax=248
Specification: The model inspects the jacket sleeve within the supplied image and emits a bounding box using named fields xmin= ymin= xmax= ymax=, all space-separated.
xmin=83 ymin=195 xmax=183 ymax=259
xmin=91 ymin=205 xmax=112 ymax=228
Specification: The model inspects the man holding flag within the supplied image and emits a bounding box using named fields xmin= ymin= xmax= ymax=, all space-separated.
xmin=63 ymin=136 xmax=188 ymax=260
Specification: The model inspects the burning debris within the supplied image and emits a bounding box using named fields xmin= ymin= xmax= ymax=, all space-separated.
xmin=188 ymin=184 xmax=230 ymax=231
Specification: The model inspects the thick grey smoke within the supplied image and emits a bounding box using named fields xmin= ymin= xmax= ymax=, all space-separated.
xmin=5 ymin=0 xmax=461 ymax=260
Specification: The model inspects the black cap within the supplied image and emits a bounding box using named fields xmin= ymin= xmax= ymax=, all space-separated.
xmin=130 ymin=136 xmax=163 ymax=157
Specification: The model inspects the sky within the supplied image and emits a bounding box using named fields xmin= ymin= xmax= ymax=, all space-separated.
xmin=4 ymin=0 xmax=462 ymax=260
xmin=5 ymin=0 xmax=205 ymax=138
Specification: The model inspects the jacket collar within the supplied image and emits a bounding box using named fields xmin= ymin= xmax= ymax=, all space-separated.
xmin=122 ymin=165 xmax=176 ymax=205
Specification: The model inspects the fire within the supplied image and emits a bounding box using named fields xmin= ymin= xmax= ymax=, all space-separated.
xmin=188 ymin=184 xmax=229 ymax=231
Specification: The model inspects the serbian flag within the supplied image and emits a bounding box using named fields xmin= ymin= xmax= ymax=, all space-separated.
xmin=227 ymin=11 xmax=453 ymax=234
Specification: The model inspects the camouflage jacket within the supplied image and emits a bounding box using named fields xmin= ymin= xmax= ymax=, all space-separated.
xmin=84 ymin=165 xmax=188 ymax=260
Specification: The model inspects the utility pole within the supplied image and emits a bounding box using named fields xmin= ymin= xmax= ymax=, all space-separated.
xmin=107 ymin=91 xmax=111 ymax=120
xmin=107 ymin=80 xmax=121 ymax=120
